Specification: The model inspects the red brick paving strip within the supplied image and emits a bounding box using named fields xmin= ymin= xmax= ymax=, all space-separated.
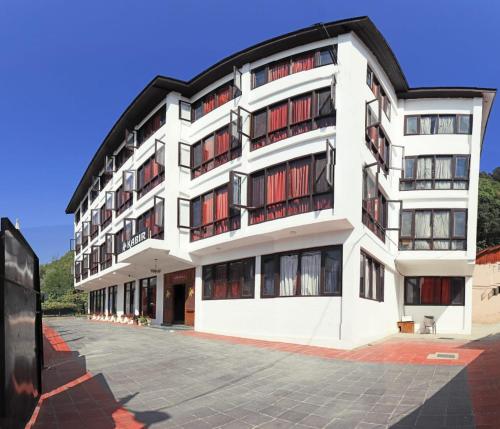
xmin=25 ymin=325 xmax=144 ymax=429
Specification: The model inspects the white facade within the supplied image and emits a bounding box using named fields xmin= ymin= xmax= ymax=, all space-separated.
xmin=68 ymin=19 xmax=494 ymax=349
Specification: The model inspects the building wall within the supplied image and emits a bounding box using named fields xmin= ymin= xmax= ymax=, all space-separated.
xmin=472 ymin=263 xmax=500 ymax=323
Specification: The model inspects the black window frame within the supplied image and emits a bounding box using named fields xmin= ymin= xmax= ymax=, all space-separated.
xmin=359 ymin=250 xmax=384 ymax=302
xmin=261 ymin=245 xmax=342 ymax=298
xmin=115 ymin=184 xmax=133 ymax=216
xmin=107 ymin=285 xmax=117 ymax=315
xmin=250 ymin=87 xmax=335 ymax=151
xmin=399 ymin=209 xmax=468 ymax=251
xmin=362 ymin=169 xmax=388 ymax=242
xmin=404 ymin=114 xmax=473 ymax=135
xmin=124 ymin=281 xmax=135 ymax=316
xmin=136 ymin=153 xmax=165 ymax=199
xmin=136 ymin=104 xmax=166 ymax=146
xmin=191 ymin=81 xmax=237 ymax=122
xmin=404 ymin=277 xmax=465 ymax=306
xmin=202 ymin=257 xmax=255 ymax=300
xmin=139 ymin=276 xmax=157 ymax=319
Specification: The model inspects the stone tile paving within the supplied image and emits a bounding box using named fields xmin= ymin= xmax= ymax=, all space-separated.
xmin=28 ymin=317 xmax=493 ymax=428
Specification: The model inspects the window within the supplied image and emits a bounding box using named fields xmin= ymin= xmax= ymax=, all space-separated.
xmin=82 ymin=222 xmax=90 ymax=248
xmin=252 ymin=46 xmax=336 ymax=88
xmin=90 ymin=246 xmax=99 ymax=275
xmin=75 ymin=261 xmax=81 ymax=282
xmin=404 ymin=277 xmax=465 ymax=305
xmin=115 ymin=184 xmax=133 ymax=216
xmin=251 ymin=87 xmax=335 ymax=150
xmin=90 ymin=210 xmax=100 ymax=241
xmin=136 ymin=206 xmax=164 ymax=239
xmin=100 ymin=203 xmax=112 ymax=229
xmin=365 ymin=108 xmax=390 ymax=172
xmin=191 ymin=125 xmax=241 ymax=178
xmin=137 ymin=154 xmax=164 ymax=199
xmin=140 ymin=277 xmax=156 ymax=319
xmin=359 ymin=251 xmax=384 ymax=301
xmin=90 ymin=289 xmax=106 ymax=314
xmin=75 ymin=209 xmax=80 ymax=225
xmin=99 ymin=240 xmax=112 ymax=270
xmin=399 ymin=209 xmax=467 ymax=250
xmin=191 ymin=82 xmax=236 ymax=122
xmin=400 ymin=155 xmax=470 ymax=190
xmin=115 ymin=145 xmax=133 ymax=171
xmin=137 ymin=105 xmax=166 ymax=146
xmin=202 ymin=258 xmax=255 ymax=300
xmin=190 ymin=184 xmax=240 ymax=241
xmin=81 ymin=197 xmax=88 ymax=216
xmin=362 ymin=171 xmax=387 ymax=242
xmin=107 ymin=285 xmax=117 ymax=315
xmin=124 ymin=282 xmax=135 ymax=315
xmin=404 ymin=114 xmax=473 ymax=135
xmin=248 ymin=152 xmax=333 ymax=225
xmin=261 ymin=246 xmax=342 ymax=297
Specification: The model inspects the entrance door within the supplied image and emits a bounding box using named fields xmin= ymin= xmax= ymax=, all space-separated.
xmin=163 ymin=268 xmax=196 ymax=326
xmin=173 ymin=284 xmax=186 ymax=323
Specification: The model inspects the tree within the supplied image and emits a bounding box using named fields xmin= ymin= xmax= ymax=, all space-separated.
xmin=477 ymin=170 xmax=500 ymax=250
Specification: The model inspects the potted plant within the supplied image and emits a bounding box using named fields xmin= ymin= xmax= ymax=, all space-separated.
xmin=138 ymin=315 xmax=150 ymax=326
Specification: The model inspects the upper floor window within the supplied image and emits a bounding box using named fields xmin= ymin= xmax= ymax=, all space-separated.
xmin=252 ymin=46 xmax=336 ymax=89
xmin=401 ymin=155 xmax=470 ymax=191
xmin=81 ymin=196 xmax=88 ymax=216
xmin=192 ymin=82 xmax=236 ymax=122
xmin=366 ymin=66 xmax=390 ymax=120
xmin=405 ymin=277 xmax=465 ymax=306
xmin=202 ymin=258 xmax=255 ymax=300
xmin=75 ymin=209 xmax=80 ymax=225
xmin=191 ymin=125 xmax=241 ymax=179
xmin=405 ymin=114 xmax=472 ymax=135
xmin=137 ymin=155 xmax=164 ymax=199
xmin=115 ymin=185 xmax=133 ymax=216
xmin=360 ymin=251 xmax=384 ymax=302
xmin=100 ymin=203 xmax=112 ymax=230
xmin=90 ymin=246 xmax=99 ymax=275
xmin=115 ymin=145 xmax=133 ymax=171
xmin=400 ymin=209 xmax=467 ymax=250
xmin=362 ymin=170 xmax=387 ymax=242
xmin=261 ymin=246 xmax=342 ymax=298
xmin=137 ymin=105 xmax=166 ymax=146
xmin=136 ymin=206 xmax=164 ymax=240
xmin=248 ymin=152 xmax=333 ymax=225
xmin=251 ymin=87 xmax=335 ymax=150
xmin=190 ymin=184 xmax=240 ymax=242
xmin=99 ymin=240 xmax=112 ymax=271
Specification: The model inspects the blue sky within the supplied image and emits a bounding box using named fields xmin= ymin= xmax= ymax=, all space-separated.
xmin=0 ymin=1 xmax=498 ymax=263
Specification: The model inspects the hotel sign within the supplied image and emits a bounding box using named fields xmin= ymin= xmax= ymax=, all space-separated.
xmin=121 ymin=230 xmax=148 ymax=253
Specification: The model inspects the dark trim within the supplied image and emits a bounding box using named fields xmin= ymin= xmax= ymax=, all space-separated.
xmin=202 ymin=257 xmax=255 ymax=300
xmin=359 ymin=249 xmax=385 ymax=302
xmin=404 ymin=276 xmax=465 ymax=306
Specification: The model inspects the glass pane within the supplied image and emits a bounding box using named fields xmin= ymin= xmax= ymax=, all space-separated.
xmin=404 ymin=158 xmax=415 ymax=179
xmin=405 ymin=117 xmax=418 ymax=134
xmin=435 ymin=157 xmax=452 ymax=179
xmin=401 ymin=211 xmax=413 ymax=237
xmin=451 ymin=240 xmax=466 ymax=250
xmin=438 ymin=115 xmax=455 ymax=134
xmin=433 ymin=240 xmax=450 ymax=250
xmin=279 ymin=255 xmax=298 ymax=296
xmin=420 ymin=116 xmax=438 ymax=134
xmin=405 ymin=278 xmax=420 ymax=304
xmin=203 ymin=267 xmax=213 ymax=298
xmin=262 ymin=258 xmax=275 ymax=296
xmin=453 ymin=212 xmax=466 ymax=237
xmin=400 ymin=239 xmax=413 ymax=250
xmin=451 ymin=278 xmax=465 ymax=304
xmin=433 ymin=211 xmax=450 ymax=238
xmin=242 ymin=259 xmax=254 ymax=297
xmin=253 ymin=68 xmax=267 ymax=87
xmin=253 ymin=110 xmax=267 ymax=138
xmin=453 ymin=181 xmax=467 ymax=190
xmin=318 ymin=48 xmax=333 ymax=66
xmin=325 ymin=248 xmax=342 ymax=295
xmin=455 ymin=157 xmax=468 ymax=178
xmin=415 ymin=211 xmax=432 ymax=238
xmin=416 ymin=157 xmax=433 ymax=179
xmin=300 ymin=251 xmax=321 ymax=296
xmin=457 ymin=115 xmax=471 ymax=134
xmin=317 ymin=90 xmax=333 ymax=116
xmin=414 ymin=240 xmax=431 ymax=250
xmin=192 ymin=199 xmax=201 ymax=227
xmin=435 ymin=181 xmax=452 ymax=189
xmin=416 ymin=181 xmax=432 ymax=190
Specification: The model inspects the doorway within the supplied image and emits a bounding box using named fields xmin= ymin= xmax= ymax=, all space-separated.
xmin=173 ymin=284 xmax=186 ymax=324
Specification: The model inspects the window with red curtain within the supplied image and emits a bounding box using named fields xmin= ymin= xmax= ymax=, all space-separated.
xmin=214 ymin=264 xmax=227 ymax=299
xmin=288 ymin=158 xmax=310 ymax=215
xmin=292 ymin=52 xmax=315 ymax=73
xmin=268 ymin=60 xmax=289 ymax=82
xmin=203 ymin=94 xmax=215 ymax=114
xmin=216 ymin=86 xmax=231 ymax=106
xmin=228 ymin=261 xmax=242 ymax=298
xmin=215 ymin=187 xmax=228 ymax=234
xmin=202 ymin=193 xmax=214 ymax=226
xmin=266 ymin=166 xmax=286 ymax=220
xmin=421 ymin=277 xmax=437 ymax=304
xmin=441 ymin=278 xmax=451 ymax=304
xmin=203 ymin=136 xmax=214 ymax=162
xmin=268 ymin=102 xmax=288 ymax=132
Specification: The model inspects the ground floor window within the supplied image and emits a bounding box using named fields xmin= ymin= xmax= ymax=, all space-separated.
xmin=124 ymin=281 xmax=135 ymax=315
xmin=359 ymin=251 xmax=384 ymax=302
xmin=203 ymin=258 xmax=255 ymax=300
xmin=404 ymin=277 xmax=465 ymax=306
xmin=90 ymin=288 xmax=106 ymax=314
xmin=140 ymin=277 xmax=157 ymax=318
xmin=262 ymin=246 xmax=342 ymax=297
xmin=107 ymin=285 xmax=117 ymax=315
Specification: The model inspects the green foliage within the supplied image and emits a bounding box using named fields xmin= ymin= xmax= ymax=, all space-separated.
xmin=40 ymin=251 xmax=86 ymax=315
xmin=477 ymin=170 xmax=500 ymax=250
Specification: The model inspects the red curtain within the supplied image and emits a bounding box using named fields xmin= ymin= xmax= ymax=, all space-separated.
xmin=229 ymin=263 xmax=241 ymax=298
xmin=421 ymin=277 xmax=435 ymax=304
xmin=203 ymin=94 xmax=215 ymax=114
xmin=214 ymin=265 xmax=227 ymax=299
xmin=203 ymin=137 xmax=214 ymax=162
xmin=291 ymin=95 xmax=312 ymax=124
xmin=216 ymin=86 xmax=231 ymax=106
xmin=202 ymin=193 xmax=214 ymax=225
xmin=215 ymin=128 xmax=230 ymax=155
xmin=288 ymin=159 xmax=310 ymax=198
xmin=267 ymin=167 xmax=286 ymax=204
xmin=152 ymin=159 xmax=160 ymax=177
xmin=441 ymin=278 xmax=451 ymax=305
xmin=268 ymin=103 xmax=288 ymax=132
xmin=269 ymin=61 xmax=289 ymax=81
xmin=215 ymin=188 xmax=228 ymax=221
xmin=292 ymin=53 xmax=315 ymax=73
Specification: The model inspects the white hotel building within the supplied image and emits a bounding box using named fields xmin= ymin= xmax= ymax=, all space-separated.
xmin=67 ymin=17 xmax=495 ymax=349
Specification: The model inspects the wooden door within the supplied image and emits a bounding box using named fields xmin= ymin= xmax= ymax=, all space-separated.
xmin=163 ymin=268 xmax=195 ymax=326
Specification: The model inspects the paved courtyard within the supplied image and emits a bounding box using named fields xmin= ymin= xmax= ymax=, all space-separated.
xmin=28 ymin=318 xmax=500 ymax=429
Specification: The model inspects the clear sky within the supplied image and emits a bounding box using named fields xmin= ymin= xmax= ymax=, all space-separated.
xmin=1 ymin=0 xmax=498 ymax=263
